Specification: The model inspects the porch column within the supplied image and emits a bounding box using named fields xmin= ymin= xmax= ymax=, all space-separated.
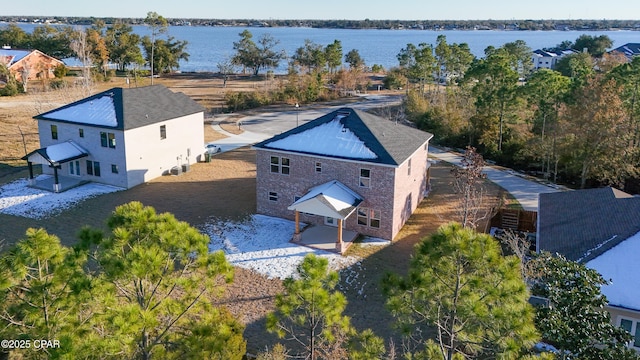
xmin=53 ymin=166 xmax=60 ymax=193
xmin=292 ymin=210 xmax=301 ymax=243
xmin=336 ymin=219 xmax=343 ymax=251
xmin=27 ymin=161 xmax=36 ymax=185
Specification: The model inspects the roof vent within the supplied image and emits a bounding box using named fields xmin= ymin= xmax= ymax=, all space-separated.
xmin=145 ymin=114 xmax=149 ymax=118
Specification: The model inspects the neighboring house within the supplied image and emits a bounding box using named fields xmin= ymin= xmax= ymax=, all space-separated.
xmin=610 ymin=43 xmax=640 ymax=61
xmin=254 ymin=107 xmax=434 ymax=251
xmin=537 ymin=188 xmax=640 ymax=351
xmin=0 ymin=47 xmax=64 ymax=83
xmin=532 ymin=49 xmax=577 ymax=70
xmin=23 ymin=85 xmax=204 ymax=192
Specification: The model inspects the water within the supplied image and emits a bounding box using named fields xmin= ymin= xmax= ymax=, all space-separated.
xmin=9 ymin=23 xmax=640 ymax=73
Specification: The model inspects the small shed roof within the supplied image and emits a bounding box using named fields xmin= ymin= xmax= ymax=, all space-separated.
xmin=22 ymin=140 xmax=89 ymax=166
xmin=288 ymin=180 xmax=363 ymax=220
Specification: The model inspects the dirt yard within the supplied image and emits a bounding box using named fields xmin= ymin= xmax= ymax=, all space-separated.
xmin=0 ymin=75 xmax=505 ymax=355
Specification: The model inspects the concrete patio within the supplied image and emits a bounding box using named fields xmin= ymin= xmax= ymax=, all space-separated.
xmin=29 ymin=175 xmax=88 ymax=193
xmin=294 ymin=225 xmax=359 ymax=254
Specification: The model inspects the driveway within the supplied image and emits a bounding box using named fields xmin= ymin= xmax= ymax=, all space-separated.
xmin=429 ymin=147 xmax=563 ymax=211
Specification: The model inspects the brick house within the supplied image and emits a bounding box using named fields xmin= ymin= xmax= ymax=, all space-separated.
xmin=0 ymin=47 xmax=64 ymax=83
xmin=254 ymin=108 xmax=433 ymax=251
xmin=23 ymin=85 xmax=204 ymax=192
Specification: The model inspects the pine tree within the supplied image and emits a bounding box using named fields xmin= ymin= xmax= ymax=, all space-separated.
xmin=385 ymin=222 xmax=539 ymax=360
xmin=78 ymin=201 xmax=244 ymax=360
xmin=267 ymin=254 xmax=384 ymax=360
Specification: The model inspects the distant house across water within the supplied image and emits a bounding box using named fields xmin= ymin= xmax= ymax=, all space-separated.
xmin=0 ymin=46 xmax=64 ymax=84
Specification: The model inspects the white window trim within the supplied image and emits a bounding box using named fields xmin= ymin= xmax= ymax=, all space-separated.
xmin=270 ymin=156 xmax=290 ymax=175
xmin=359 ymin=168 xmax=371 ymax=188
xmin=617 ymin=316 xmax=640 ymax=349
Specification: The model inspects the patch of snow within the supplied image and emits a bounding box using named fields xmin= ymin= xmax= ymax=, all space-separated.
xmin=577 ymin=234 xmax=617 ymax=263
xmin=289 ymin=180 xmax=362 ymax=216
xmin=45 ymin=141 xmax=88 ymax=162
xmin=203 ymin=214 xmax=360 ymax=280
xmin=534 ymin=342 xmax=558 ymax=353
xmin=587 ymin=230 xmax=640 ymax=311
xmin=0 ymin=175 xmax=123 ymax=219
xmin=44 ymin=95 xmax=117 ymax=127
xmin=265 ymin=118 xmax=377 ymax=159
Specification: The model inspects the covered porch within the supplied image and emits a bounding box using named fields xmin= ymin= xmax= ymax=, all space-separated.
xmin=22 ymin=140 xmax=89 ymax=193
xmin=288 ymin=180 xmax=363 ymax=255
xmin=294 ymin=225 xmax=359 ymax=254
xmin=30 ymin=174 xmax=88 ymax=192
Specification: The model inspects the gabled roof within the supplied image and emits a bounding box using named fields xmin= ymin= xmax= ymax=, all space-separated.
xmin=611 ymin=43 xmax=640 ymax=59
xmin=288 ymin=180 xmax=363 ymax=219
xmin=34 ymin=85 xmax=204 ymax=130
xmin=0 ymin=49 xmax=64 ymax=68
xmin=22 ymin=140 xmax=89 ymax=166
xmin=538 ymin=187 xmax=640 ymax=263
xmin=254 ymin=108 xmax=433 ymax=165
xmin=0 ymin=49 xmax=31 ymax=66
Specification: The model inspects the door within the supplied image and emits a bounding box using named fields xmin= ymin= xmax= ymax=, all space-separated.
xmin=69 ymin=160 xmax=80 ymax=176
xmin=324 ymin=217 xmax=345 ymax=228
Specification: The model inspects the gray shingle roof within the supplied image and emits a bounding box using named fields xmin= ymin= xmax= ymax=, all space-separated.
xmin=611 ymin=43 xmax=640 ymax=59
xmin=538 ymin=188 xmax=640 ymax=263
xmin=34 ymin=85 xmax=204 ymax=130
xmin=254 ymin=107 xmax=433 ymax=165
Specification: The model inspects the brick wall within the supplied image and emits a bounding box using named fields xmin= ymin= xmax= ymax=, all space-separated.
xmin=391 ymin=144 xmax=430 ymax=239
xmin=256 ymin=149 xmax=397 ymax=240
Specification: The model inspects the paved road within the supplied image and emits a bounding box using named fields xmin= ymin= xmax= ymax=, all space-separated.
xmin=207 ymin=95 xmax=563 ymax=211
xmin=429 ymin=147 xmax=562 ymax=211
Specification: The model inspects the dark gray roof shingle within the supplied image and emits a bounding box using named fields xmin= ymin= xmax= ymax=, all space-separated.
xmin=538 ymin=188 xmax=640 ymax=262
xmin=34 ymin=85 xmax=204 ymax=130
xmin=254 ymin=107 xmax=433 ymax=165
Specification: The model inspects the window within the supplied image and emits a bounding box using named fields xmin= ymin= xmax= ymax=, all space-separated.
xmin=270 ymin=156 xmax=290 ymax=175
xmin=86 ymin=160 xmax=101 ymax=177
xmin=51 ymin=125 xmax=58 ymax=140
xmin=269 ymin=191 xmax=278 ymax=201
xmin=108 ymin=133 xmax=116 ymax=148
xmin=315 ymin=162 xmax=322 ymax=173
xmin=79 ymin=128 xmax=84 ymax=138
xmin=357 ymin=207 xmax=381 ymax=228
xmin=619 ymin=317 xmax=640 ymax=348
xmin=69 ymin=160 xmax=80 ymax=176
xmin=359 ymin=168 xmax=371 ymax=188
xmin=100 ymin=132 xmax=107 ymax=147
xmin=111 ymin=164 xmax=119 ymax=174
xmin=100 ymin=132 xmax=116 ymax=148
xmin=160 ymin=125 xmax=166 ymax=140
xmin=408 ymin=158 xmax=412 ymax=176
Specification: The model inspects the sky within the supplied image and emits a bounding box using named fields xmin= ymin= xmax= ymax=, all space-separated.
xmin=4 ymin=0 xmax=640 ymax=20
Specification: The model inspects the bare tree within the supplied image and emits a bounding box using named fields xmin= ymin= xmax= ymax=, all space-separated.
xmin=70 ymin=28 xmax=94 ymax=97
xmin=217 ymin=57 xmax=236 ymax=88
xmin=497 ymin=229 xmax=534 ymax=281
xmin=451 ymin=146 xmax=488 ymax=229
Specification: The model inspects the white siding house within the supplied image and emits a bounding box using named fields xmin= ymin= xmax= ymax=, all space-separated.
xmin=24 ymin=85 xmax=204 ymax=191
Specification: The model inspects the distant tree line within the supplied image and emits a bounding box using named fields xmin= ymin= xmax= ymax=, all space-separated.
xmin=2 ymin=16 xmax=640 ymax=30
